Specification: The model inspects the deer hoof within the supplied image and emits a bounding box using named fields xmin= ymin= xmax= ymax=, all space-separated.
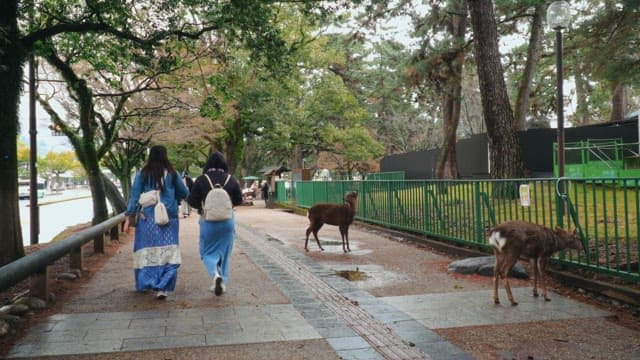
xmin=510 ymin=301 xmax=519 ymax=306
xmin=533 ymin=292 xmax=539 ymax=298
xmin=544 ymin=297 xmax=551 ymax=302
xmin=494 ymin=299 xmax=500 ymax=305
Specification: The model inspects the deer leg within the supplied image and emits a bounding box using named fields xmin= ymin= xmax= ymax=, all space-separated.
xmin=501 ymin=255 xmax=519 ymax=306
xmin=345 ymin=226 xmax=351 ymax=252
xmin=305 ymin=226 xmax=312 ymax=252
xmin=531 ymin=258 xmax=539 ymax=298
xmin=313 ymin=223 xmax=325 ymax=251
xmin=339 ymin=225 xmax=349 ymax=253
xmin=493 ymin=249 xmax=502 ymax=304
xmin=539 ymin=258 xmax=550 ymax=301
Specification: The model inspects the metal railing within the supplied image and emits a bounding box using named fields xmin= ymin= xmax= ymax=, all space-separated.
xmin=0 ymin=214 xmax=125 ymax=299
xmin=280 ymin=178 xmax=640 ymax=282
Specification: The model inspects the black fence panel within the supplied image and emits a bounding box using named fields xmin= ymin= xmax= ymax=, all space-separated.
xmin=381 ymin=117 xmax=639 ymax=180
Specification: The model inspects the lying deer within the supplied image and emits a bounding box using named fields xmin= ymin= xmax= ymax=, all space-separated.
xmin=305 ymin=191 xmax=358 ymax=253
xmin=489 ymin=220 xmax=585 ymax=306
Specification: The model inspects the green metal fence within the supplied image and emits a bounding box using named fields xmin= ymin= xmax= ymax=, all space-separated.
xmin=278 ymin=177 xmax=640 ymax=282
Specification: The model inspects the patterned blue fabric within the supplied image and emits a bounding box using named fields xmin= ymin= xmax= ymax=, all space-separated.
xmin=199 ymin=213 xmax=235 ymax=284
xmin=133 ymin=213 xmax=181 ymax=292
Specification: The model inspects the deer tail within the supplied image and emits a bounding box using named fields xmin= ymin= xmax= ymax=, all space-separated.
xmin=488 ymin=231 xmax=507 ymax=251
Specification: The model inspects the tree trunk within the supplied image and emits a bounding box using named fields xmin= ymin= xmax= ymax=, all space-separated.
xmin=467 ymin=0 xmax=523 ymax=180
xmin=610 ymin=82 xmax=627 ymax=122
xmin=223 ymin=109 xmax=244 ymax=175
xmin=85 ymin=155 xmax=109 ymax=225
xmin=294 ymin=143 xmax=304 ymax=169
xmin=0 ymin=1 xmax=26 ymax=266
xmin=435 ymin=1 xmax=466 ymax=180
xmin=435 ymin=94 xmax=460 ymax=179
xmin=514 ymin=3 xmax=544 ymax=131
xmin=101 ymin=174 xmax=126 ymax=214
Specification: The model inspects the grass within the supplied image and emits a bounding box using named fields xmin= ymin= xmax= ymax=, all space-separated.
xmin=353 ymin=179 xmax=639 ymax=279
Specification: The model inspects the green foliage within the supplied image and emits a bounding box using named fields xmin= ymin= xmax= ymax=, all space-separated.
xmin=38 ymin=150 xmax=81 ymax=177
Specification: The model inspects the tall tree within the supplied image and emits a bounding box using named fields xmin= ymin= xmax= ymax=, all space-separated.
xmin=38 ymin=150 xmax=81 ymax=189
xmin=467 ymin=0 xmax=523 ymax=179
xmin=513 ymin=2 xmax=545 ymax=131
xmin=1 ymin=1 xmax=27 ymax=263
xmin=434 ymin=0 xmax=467 ymax=179
xmin=1 ymin=0 xmax=352 ymax=265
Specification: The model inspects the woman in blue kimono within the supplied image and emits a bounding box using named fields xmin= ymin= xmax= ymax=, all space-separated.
xmin=187 ymin=151 xmax=242 ymax=296
xmin=124 ymin=145 xmax=189 ymax=299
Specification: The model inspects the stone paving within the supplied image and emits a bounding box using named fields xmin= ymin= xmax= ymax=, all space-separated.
xmin=5 ymin=204 xmax=617 ymax=359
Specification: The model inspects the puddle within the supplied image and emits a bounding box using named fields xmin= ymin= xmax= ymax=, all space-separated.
xmin=336 ymin=269 xmax=368 ymax=281
xmin=328 ymin=264 xmax=410 ymax=289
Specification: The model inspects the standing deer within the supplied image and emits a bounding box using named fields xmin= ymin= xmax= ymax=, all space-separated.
xmin=489 ymin=220 xmax=585 ymax=306
xmin=305 ymin=191 xmax=358 ymax=253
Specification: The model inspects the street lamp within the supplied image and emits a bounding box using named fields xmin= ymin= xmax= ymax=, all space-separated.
xmin=547 ymin=1 xmax=571 ymax=226
xmin=547 ymin=1 xmax=571 ymax=180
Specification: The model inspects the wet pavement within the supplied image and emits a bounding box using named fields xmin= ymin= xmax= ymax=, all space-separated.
xmin=5 ymin=203 xmax=632 ymax=359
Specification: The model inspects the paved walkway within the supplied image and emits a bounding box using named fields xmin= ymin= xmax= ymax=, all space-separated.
xmin=5 ymin=203 xmax=626 ymax=359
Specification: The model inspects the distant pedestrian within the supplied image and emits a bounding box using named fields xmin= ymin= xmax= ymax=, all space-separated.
xmin=123 ymin=145 xmax=189 ymax=300
xmin=181 ymin=171 xmax=194 ymax=217
xmin=186 ymin=151 xmax=242 ymax=296
xmin=250 ymin=180 xmax=259 ymax=199
xmin=261 ymin=180 xmax=269 ymax=207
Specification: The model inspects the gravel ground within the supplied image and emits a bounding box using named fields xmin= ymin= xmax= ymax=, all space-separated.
xmin=243 ymin=206 xmax=640 ymax=360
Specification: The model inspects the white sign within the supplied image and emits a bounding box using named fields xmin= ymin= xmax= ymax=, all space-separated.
xmin=519 ymin=184 xmax=531 ymax=207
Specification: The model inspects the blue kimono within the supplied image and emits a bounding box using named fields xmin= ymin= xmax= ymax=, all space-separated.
xmin=125 ymin=170 xmax=189 ymax=292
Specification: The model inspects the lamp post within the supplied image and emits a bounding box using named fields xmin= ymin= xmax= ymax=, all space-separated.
xmin=547 ymin=1 xmax=571 ymax=225
xmin=547 ymin=1 xmax=571 ymax=178
xmin=28 ymin=54 xmax=40 ymax=245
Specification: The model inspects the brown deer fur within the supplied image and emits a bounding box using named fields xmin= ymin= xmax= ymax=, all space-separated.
xmin=305 ymin=191 xmax=358 ymax=253
xmin=489 ymin=220 xmax=584 ymax=306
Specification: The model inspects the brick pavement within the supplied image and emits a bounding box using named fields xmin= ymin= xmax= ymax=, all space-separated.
xmin=4 ymin=203 xmax=619 ymax=359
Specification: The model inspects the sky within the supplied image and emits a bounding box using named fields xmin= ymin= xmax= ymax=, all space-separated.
xmin=18 ymin=80 xmax=72 ymax=156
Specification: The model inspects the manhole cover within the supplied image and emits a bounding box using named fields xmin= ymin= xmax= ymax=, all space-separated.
xmin=336 ymin=269 xmax=368 ymax=281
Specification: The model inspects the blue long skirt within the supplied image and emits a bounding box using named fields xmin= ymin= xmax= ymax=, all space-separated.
xmin=199 ymin=214 xmax=235 ymax=284
xmin=133 ymin=213 xmax=181 ymax=292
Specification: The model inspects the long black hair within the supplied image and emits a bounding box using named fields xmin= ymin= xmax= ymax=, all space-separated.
xmin=141 ymin=145 xmax=177 ymax=190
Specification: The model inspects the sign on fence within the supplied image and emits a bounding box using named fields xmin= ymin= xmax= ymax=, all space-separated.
xmin=519 ymin=184 xmax=531 ymax=206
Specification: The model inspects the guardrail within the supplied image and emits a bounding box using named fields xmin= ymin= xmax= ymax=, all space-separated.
xmin=0 ymin=213 xmax=125 ymax=301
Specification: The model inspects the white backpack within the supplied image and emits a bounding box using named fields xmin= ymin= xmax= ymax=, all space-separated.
xmin=202 ymin=174 xmax=232 ymax=221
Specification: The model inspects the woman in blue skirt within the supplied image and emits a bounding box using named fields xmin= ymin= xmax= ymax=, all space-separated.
xmin=124 ymin=145 xmax=189 ymax=299
xmin=187 ymin=151 xmax=242 ymax=296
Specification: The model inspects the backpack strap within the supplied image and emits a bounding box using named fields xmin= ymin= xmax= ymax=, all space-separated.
xmin=204 ymin=173 xmax=215 ymax=190
xmin=205 ymin=173 xmax=231 ymax=190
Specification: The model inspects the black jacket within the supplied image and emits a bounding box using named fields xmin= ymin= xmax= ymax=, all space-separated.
xmin=187 ymin=170 xmax=243 ymax=213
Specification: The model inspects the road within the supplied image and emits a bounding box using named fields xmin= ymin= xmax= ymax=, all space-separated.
xmin=19 ymin=189 xmax=96 ymax=246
